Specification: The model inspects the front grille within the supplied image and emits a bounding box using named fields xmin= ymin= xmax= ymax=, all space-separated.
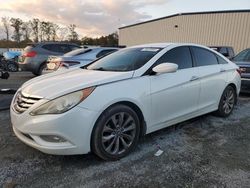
xmin=240 ymin=66 xmax=250 ymax=73
xmin=13 ymin=92 xmax=42 ymax=113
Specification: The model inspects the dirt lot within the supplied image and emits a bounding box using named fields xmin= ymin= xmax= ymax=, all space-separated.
xmin=0 ymin=72 xmax=250 ymax=188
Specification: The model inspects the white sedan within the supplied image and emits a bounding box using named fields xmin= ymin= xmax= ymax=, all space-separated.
xmin=10 ymin=43 xmax=241 ymax=160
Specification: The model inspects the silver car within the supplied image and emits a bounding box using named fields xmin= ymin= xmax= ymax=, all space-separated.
xmin=47 ymin=47 xmax=119 ymax=71
xmin=19 ymin=42 xmax=80 ymax=75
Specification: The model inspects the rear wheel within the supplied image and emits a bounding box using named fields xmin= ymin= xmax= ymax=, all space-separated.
xmin=33 ymin=63 xmax=46 ymax=76
xmin=91 ymin=104 xmax=140 ymax=160
xmin=216 ymin=85 xmax=236 ymax=117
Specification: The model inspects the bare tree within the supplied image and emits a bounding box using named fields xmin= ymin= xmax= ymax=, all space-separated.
xmin=21 ymin=22 xmax=32 ymax=41
xmin=68 ymin=24 xmax=78 ymax=41
xmin=30 ymin=18 xmax=40 ymax=42
xmin=58 ymin=27 xmax=68 ymax=41
xmin=1 ymin=17 xmax=11 ymax=41
xmin=51 ymin=23 xmax=59 ymax=41
xmin=10 ymin=18 xmax=23 ymax=43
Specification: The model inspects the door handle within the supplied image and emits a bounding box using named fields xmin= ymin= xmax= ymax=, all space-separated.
xmin=190 ymin=76 xmax=199 ymax=81
xmin=220 ymin=68 xmax=226 ymax=72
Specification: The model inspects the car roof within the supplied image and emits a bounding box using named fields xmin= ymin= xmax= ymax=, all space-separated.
xmin=28 ymin=42 xmax=80 ymax=46
xmin=209 ymin=46 xmax=233 ymax=48
xmin=129 ymin=43 xmax=213 ymax=49
xmin=131 ymin=43 xmax=173 ymax=48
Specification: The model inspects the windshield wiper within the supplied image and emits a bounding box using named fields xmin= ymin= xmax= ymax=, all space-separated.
xmin=91 ymin=67 xmax=108 ymax=71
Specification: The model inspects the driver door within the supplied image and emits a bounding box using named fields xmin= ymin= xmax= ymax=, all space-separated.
xmin=149 ymin=46 xmax=200 ymax=129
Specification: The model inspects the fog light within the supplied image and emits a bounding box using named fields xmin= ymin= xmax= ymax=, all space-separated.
xmin=40 ymin=135 xmax=67 ymax=143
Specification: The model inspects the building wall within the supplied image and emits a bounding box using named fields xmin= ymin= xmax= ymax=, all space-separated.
xmin=119 ymin=12 xmax=250 ymax=53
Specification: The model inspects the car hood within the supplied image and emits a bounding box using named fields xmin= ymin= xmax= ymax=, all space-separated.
xmin=21 ymin=68 xmax=134 ymax=99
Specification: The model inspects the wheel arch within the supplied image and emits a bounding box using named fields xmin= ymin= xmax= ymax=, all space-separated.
xmin=227 ymin=83 xmax=238 ymax=104
xmin=91 ymin=100 xmax=147 ymax=142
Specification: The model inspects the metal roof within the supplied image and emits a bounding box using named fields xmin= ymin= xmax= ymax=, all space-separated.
xmin=119 ymin=9 xmax=250 ymax=29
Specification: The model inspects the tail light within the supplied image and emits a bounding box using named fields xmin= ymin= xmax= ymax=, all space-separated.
xmin=236 ymin=68 xmax=241 ymax=76
xmin=23 ymin=51 xmax=37 ymax=57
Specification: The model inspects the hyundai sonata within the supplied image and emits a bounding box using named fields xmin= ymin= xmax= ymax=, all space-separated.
xmin=11 ymin=43 xmax=241 ymax=160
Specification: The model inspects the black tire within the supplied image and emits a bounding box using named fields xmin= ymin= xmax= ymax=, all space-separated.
xmin=7 ymin=62 xmax=18 ymax=72
xmin=215 ymin=85 xmax=236 ymax=117
xmin=91 ymin=104 xmax=140 ymax=161
xmin=33 ymin=63 xmax=46 ymax=76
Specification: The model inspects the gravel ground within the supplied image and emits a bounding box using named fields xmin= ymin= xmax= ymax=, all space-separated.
xmin=0 ymin=72 xmax=250 ymax=188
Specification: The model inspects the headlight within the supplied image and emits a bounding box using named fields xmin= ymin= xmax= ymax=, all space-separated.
xmin=30 ymin=87 xmax=95 ymax=115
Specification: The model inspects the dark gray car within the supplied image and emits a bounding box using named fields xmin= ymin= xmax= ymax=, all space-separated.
xmin=232 ymin=48 xmax=250 ymax=92
xmin=209 ymin=46 xmax=235 ymax=59
xmin=19 ymin=42 xmax=81 ymax=75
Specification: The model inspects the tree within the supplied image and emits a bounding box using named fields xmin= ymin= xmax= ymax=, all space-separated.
xmin=21 ymin=22 xmax=31 ymax=41
xmin=68 ymin=24 xmax=78 ymax=41
xmin=58 ymin=27 xmax=68 ymax=41
xmin=30 ymin=18 xmax=40 ymax=42
xmin=50 ymin=23 xmax=59 ymax=41
xmin=1 ymin=17 xmax=11 ymax=41
xmin=10 ymin=18 xmax=23 ymax=43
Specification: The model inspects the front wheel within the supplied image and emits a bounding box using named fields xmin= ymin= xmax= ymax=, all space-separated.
xmin=91 ymin=104 xmax=140 ymax=160
xmin=7 ymin=62 xmax=18 ymax=72
xmin=215 ymin=85 xmax=236 ymax=117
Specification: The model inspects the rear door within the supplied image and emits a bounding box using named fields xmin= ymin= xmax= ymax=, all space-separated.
xmin=150 ymin=46 xmax=200 ymax=128
xmin=191 ymin=46 xmax=228 ymax=111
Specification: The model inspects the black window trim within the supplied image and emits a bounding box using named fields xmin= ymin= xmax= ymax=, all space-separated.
xmin=143 ymin=45 xmax=195 ymax=76
xmin=190 ymin=46 xmax=220 ymax=67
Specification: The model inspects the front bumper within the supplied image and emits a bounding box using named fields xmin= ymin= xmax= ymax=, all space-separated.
xmin=10 ymin=105 xmax=99 ymax=155
xmin=241 ymin=78 xmax=250 ymax=93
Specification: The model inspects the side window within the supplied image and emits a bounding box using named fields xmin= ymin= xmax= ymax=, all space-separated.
xmin=228 ymin=48 xmax=235 ymax=57
xmin=96 ymin=49 xmax=118 ymax=58
xmin=58 ymin=45 xmax=71 ymax=53
xmin=216 ymin=55 xmax=228 ymax=64
xmin=69 ymin=45 xmax=80 ymax=51
xmin=192 ymin=47 xmax=218 ymax=66
xmin=42 ymin=44 xmax=68 ymax=53
xmin=42 ymin=44 xmax=58 ymax=52
xmin=219 ymin=47 xmax=228 ymax=55
xmin=155 ymin=46 xmax=193 ymax=69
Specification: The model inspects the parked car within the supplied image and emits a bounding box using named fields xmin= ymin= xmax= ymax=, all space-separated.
xmin=232 ymin=48 xmax=250 ymax=92
xmin=0 ymin=60 xmax=18 ymax=72
xmin=47 ymin=47 xmax=119 ymax=71
xmin=209 ymin=46 xmax=235 ymax=59
xmin=0 ymin=52 xmax=19 ymax=72
xmin=3 ymin=51 xmax=22 ymax=61
xmin=11 ymin=43 xmax=241 ymax=160
xmin=18 ymin=42 xmax=81 ymax=75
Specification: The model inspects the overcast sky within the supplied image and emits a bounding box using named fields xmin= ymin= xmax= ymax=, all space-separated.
xmin=0 ymin=0 xmax=249 ymax=37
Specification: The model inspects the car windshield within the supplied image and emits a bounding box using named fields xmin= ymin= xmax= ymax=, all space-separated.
xmin=87 ymin=47 xmax=161 ymax=71
xmin=64 ymin=48 xmax=92 ymax=57
xmin=233 ymin=49 xmax=250 ymax=62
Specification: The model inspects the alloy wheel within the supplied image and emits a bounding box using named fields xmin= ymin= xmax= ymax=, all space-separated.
xmin=222 ymin=88 xmax=235 ymax=114
xmin=101 ymin=112 xmax=136 ymax=155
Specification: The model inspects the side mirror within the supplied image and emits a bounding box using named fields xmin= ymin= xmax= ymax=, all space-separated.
xmin=152 ymin=63 xmax=178 ymax=74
